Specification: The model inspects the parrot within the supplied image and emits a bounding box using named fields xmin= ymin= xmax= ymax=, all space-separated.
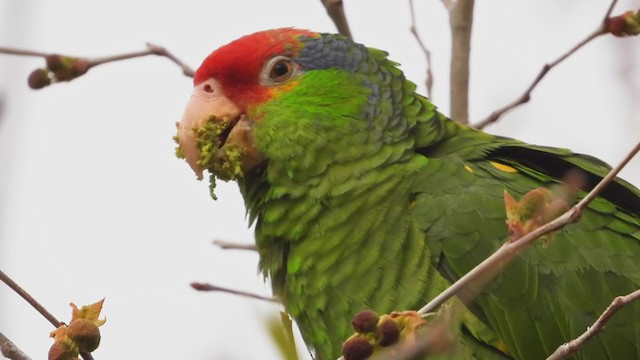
xmin=175 ymin=28 xmax=640 ymax=359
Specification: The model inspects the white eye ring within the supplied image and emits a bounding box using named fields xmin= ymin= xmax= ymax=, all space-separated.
xmin=260 ymin=56 xmax=299 ymax=85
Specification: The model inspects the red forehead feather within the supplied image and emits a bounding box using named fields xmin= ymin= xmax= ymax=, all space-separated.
xmin=193 ymin=28 xmax=318 ymax=110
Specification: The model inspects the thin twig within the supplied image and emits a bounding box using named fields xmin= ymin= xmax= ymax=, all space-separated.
xmin=74 ymin=43 xmax=195 ymax=77
xmin=418 ymin=139 xmax=640 ymax=314
xmin=320 ymin=0 xmax=353 ymax=39
xmin=0 ymin=271 xmax=95 ymax=360
xmin=409 ymin=0 xmax=434 ymax=98
xmin=146 ymin=43 xmax=195 ymax=77
xmin=474 ymin=0 xmax=619 ymax=129
xmin=0 ymin=270 xmax=62 ymax=328
xmin=604 ymin=0 xmax=620 ymax=19
xmin=191 ymin=282 xmax=277 ymax=303
xmin=212 ymin=239 xmax=257 ymax=251
xmin=0 ymin=332 xmax=32 ymax=360
xmin=546 ymin=288 xmax=640 ymax=360
xmin=0 ymin=46 xmax=49 ymax=57
xmin=447 ymin=0 xmax=475 ymax=124
xmin=0 ymin=43 xmax=194 ymax=85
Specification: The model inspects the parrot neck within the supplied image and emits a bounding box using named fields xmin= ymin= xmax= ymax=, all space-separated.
xmin=239 ymin=132 xmax=427 ymax=269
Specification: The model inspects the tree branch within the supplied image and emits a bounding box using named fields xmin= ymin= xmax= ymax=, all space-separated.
xmin=473 ymin=0 xmax=619 ymax=129
xmin=0 ymin=270 xmax=95 ymax=360
xmin=0 ymin=43 xmax=194 ymax=89
xmin=320 ymin=0 xmax=353 ymax=39
xmin=0 ymin=270 xmax=62 ymax=328
xmin=409 ymin=0 xmax=434 ymax=98
xmin=447 ymin=0 xmax=475 ymax=124
xmin=546 ymin=288 xmax=640 ymax=359
xmin=212 ymin=239 xmax=257 ymax=251
xmin=191 ymin=282 xmax=276 ymax=303
xmin=91 ymin=43 xmax=195 ymax=77
xmin=0 ymin=46 xmax=49 ymax=57
xmin=418 ymin=139 xmax=640 ymax=315
xmin=0 ymin=332 xmax=32 ymax=360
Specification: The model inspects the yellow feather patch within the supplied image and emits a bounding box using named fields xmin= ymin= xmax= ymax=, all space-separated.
xmin=489 ymin=161 xmax=518 ymax=173
xmin=271 ymin=80 xmax=300 ymax=97
xmin=464 ymin=164 xmax=474 ymax=173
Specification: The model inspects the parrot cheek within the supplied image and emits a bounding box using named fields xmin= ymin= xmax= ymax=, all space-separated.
xmin=219 ymin=115 xmax=264 ymax=172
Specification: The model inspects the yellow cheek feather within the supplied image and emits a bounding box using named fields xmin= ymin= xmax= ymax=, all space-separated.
xmin=489 ymin=161 xmax=518 ymax=173
xmin=270 ymin=79 xmax=300 ymax=98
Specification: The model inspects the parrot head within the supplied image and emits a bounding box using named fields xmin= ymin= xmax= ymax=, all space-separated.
xmin=176 ymin=28 xmax=397 ymax=191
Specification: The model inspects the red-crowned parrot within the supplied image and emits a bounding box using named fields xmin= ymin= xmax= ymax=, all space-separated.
xmin=176 ymin=29 xmax=640 ymax=359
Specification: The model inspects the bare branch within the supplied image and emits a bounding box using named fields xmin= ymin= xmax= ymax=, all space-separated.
xmin=546 ymin=288 xmax=640 ymax=359
xmin=605 ymin=0 xmax=620 ymax=19
xmin=0 ymin=270 xmax=62 ymax=328
xmin=145 ymin=43 xmax=195 ymax=77
xmin=212 ymin=239 xmax=257 ymax=251
xmin=0 ymin=332 xmax=32 ymax=360
xmin=447 ymin=0 xmax=475 ymax=124
xmin=409 ymin=0 xmax=434 ymax=98
xmin=474 ymin=0 xmax=619 ymax=129
xmin=0 ymin=43 xmax=194 ymax=89
xmin=82 ymin=43 xmax=195 ymax=76
xmin=320 ymin=0 xmax=353 ymax=39
xmin=473 ymin=28 xmax=605 ymax=129
xmin=191 ymin=282 xmax=277 ymax=303
xmin=418 ymin=139 xmax=640 ymax=315
xmin=0 ymin=270 xmax=95 ymax=360
xmin=0 ymin=46 xmax=49 ymax=57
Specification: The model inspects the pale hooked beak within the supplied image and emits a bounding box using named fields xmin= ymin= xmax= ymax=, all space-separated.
xmin=176 ymin=78 xmax=262 ymax=180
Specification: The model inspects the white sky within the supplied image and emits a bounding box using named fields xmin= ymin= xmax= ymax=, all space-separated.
xmin=1 ymin=0 xmax=639 ymax=359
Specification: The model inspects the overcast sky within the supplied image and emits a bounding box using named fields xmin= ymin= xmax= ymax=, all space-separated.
xmin=1 ymin=1 xmax=639 ymax=359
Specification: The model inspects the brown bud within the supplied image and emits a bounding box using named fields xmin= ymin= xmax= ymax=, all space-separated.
xmin=48 ymin=341 xmax=77 ymax=360
xmin=377 ymin=319 xmax=400 ymax=346
xmin=46 ymin=54 xmax=64 ymax=71
xmin=28 ymin=68 xmax=51 ymax=89
xmin=342 ymin=336 xmax=374 ymax=360
xmin=72 ymin=59 xmax=90 ymax=76
xmin=67 ymin=318 xmax=101 ymax=352
xmin=351 ymin=310 xmax=379 ymax=333
xmin=608 ymin=16 xmax=626 ymax=36
xmin=607 ymin=11 xmax=640 ymax=37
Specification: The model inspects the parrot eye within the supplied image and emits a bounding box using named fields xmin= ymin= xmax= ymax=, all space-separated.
xmin=261 ymin=56 xmax=298 ymax=85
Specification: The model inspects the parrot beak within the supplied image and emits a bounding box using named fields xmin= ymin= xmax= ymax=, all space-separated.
xmin=176 ymin=78 xmax=262 ymax=179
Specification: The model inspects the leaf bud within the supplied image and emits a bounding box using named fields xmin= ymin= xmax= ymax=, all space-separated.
xmin=342 ymin=336 xmax=374 ymax=360
xmin=351 ymin=310 xmax=379 ymax=333
xmin=67 ymin=318 xmax=101 ymax=352
xmin=377 ymin=318 xmax=400 ymax=346
xmin=28 ymin=68 xmax=51 ymax=89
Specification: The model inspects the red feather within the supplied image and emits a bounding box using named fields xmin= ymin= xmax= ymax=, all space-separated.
xmin=194 ymin=28 xmax=317 ymax=112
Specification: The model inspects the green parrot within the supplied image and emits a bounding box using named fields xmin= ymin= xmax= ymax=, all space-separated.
xmin=176 ymin=28 xmax=640 ymax=359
